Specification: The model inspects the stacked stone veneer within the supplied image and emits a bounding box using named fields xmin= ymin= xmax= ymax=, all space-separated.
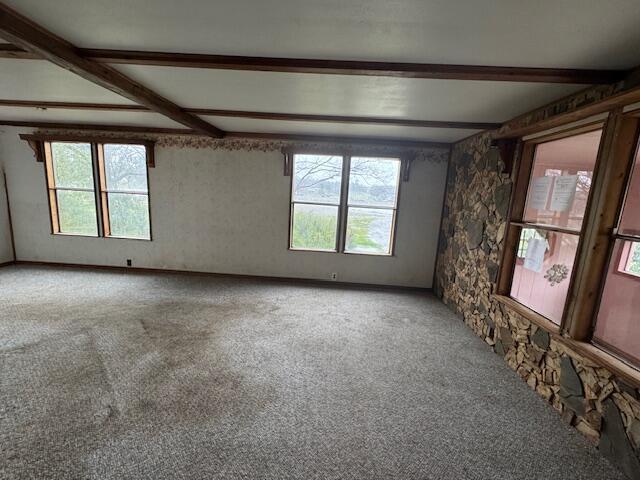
xmin=434 ymin=131 xmax=640 ymax=479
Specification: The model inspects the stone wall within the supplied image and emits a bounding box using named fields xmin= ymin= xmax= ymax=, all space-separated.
xmin=434 ymin=131 xmax=640 ymax=480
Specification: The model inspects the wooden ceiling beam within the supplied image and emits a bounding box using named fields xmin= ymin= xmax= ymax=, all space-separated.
xmin=0 ymin=119 xmax=451 ymax=149
xmin=0 ymin=4 xmax=224 ymax=138
xmin=0 ymin=43 xmax=625 ymax=85
xmin=0 ymin=120 xmax=197 ymax=135
xmin=0 ymin=99 xmax=499 ymax=130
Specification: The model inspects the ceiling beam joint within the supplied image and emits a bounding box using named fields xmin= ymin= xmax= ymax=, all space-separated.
xmin=0 ymin=3 xmax=224 ymax=138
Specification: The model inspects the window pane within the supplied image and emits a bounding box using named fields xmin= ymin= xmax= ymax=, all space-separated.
xmin=348 ymin=157 xmax=401 ymax=208
xmin=108 ymin=193 xmax=150 ymax=239
xmin=345 ymin=207 xmax=394 ymax=254
xmin=626 ymin=241 xmax=640 ymax=276
xmin=523 ymin=130 xmax=602 ymax=230
xmin=104 ymin=144 xmax=148 ymax=192
xmin=619 ymin=144 xmax=640 ymax=236
xmin=510 ymin=228 xmax=579 ymax=324
xmin=593 ymin=240 xmax=640 ymax=365
xmin=291 ymin=203 xmax=338 ymax=250
xmin=56 ymin=190 xmax=97 ymax=236
xmin=292 ymin=155 xmax=343 ymax=204
xmin=51 ymin=142 xmax=94 ymax=189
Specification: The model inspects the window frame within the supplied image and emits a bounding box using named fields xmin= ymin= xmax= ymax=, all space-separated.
xmin=43 ymin=141 xmax=100 ymax=237
xmin=288 ymin=152 xmax=346 ymax=253
xmin=615 ymin=239 xmax=640 ymax=279
xmin=496 ymin=124 xmax=605 ymax=329
xmin=40 ymin=137 xmax=154 ymax=241
xmin=287 ymin=151 xmax=403 ymax=256
xmin=494 ymin=110 xmax=640 ymax=375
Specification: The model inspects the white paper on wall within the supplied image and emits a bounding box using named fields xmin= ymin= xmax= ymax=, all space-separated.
xmin=523 ymin=237 xmax=547 ymax=273
xmin=528 ymin=176 xmax=553 ymax=210
xmin=550 ymin=175 xmax=578 ymax=212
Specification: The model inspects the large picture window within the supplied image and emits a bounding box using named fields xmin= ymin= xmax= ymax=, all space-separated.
xmin=43 ymin=139 xmax=152 ymax=240
xmin=289 ymin=153 xmax=401 ymax=255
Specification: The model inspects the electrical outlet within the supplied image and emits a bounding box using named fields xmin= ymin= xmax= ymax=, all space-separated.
xmin=331 ymin=272 xmax=338 ymax=281
xmin=126 ymin=259 xmax=132 ymax=267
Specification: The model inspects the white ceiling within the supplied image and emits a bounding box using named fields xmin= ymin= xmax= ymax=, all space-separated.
xmin=0 ymin=107 xmax=183 ymax=128
xmin=4 ymin=0 xmax=640 ymax=68
xmin=0 ymin=60 xmax=131 ymax=104
xmin=1 ymin=1 xmax=639 ymax=143
xmin=115 ymin=65 xmax=583 ymax=122
xmin=201 ymin=117 xmax=480 ymax=143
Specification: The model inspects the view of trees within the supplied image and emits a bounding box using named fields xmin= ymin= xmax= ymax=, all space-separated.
xmin=51 ymin=142 xmax=98 ymax=236
xmin=103 ymin=144 xmax=150 ymax=239
xmin=50 ymin=143 xmax=150 ymax=239
xmin=290 ymin=154 xmax=399 ymax=253
xmin=627 ymin=241 xmax=640 ymax=275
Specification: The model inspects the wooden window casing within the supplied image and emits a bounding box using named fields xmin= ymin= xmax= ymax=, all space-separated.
xmin=41 ymin=138 xmax=153 ymax=241
xmin=44 ymin=141 xmax=99 ymax=237
xmin=494 ymin=109 xmax=640 ymax=376
xmin=288 ymin=152 xmax=402 ymax=256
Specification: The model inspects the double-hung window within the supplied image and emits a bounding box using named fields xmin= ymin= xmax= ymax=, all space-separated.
xmin=507 ymin=129 xmax=602 ymax=324
xmin=593 ymin=139 xmax=640 ymax=365
xmin=43 ymin=139 xmax=152 ymax=240
xmin=289 ymin=153 xmax=401 ymax=255
xmin=46 ymin=142 xmax=99 ymax=236
xmin=99 ymin=144 xmax=151 ymax=239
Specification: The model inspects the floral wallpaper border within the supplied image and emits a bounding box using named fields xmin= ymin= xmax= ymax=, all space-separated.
xmin=32 ymin=129 xmax=450 ymax=163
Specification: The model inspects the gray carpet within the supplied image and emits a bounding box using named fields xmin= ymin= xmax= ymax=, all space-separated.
xmin=0 ymin=265 xmax=625 ymax=480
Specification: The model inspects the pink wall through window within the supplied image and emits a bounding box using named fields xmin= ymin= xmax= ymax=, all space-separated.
xmin=510 ymin=130 xmax=602 ymax=323
xmin=594 ymin=240 xmax=640 ymax=364
xmin=619 ymin=142 xmax=640 ymax=235
xmin=594 ymin=143 xmax=640 ymax=365
xmin=511 ymin=230 xmax=578 ymax=324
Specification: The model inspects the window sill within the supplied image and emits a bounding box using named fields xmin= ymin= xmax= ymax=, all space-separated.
xmin=344 ymin=251 xmax=393 ymax=257
xmin=613 ymin=269 xmax=640 ymax=281
xmin=288 ymin=247 xmax=338 ymax=253
xmin=564 ymin=338 xmax=640 ymax=389
xmin=491 ymin=294 xmax=561 ymax=335
xmin=491 ymin=294 xmax=640 ymax=389
xmin=288 ymin=247 xmax=394 ymax=256
xmin=53 ymin=232 xmax=99 ymax=238
xmin=107 ymin=235 xmax=152 ymax=242
xmin=52 ymin=232 xmax=151 ymax=241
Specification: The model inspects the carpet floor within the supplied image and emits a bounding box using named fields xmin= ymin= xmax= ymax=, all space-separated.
xmin=0 ymin=265 xmax=625 ymax=480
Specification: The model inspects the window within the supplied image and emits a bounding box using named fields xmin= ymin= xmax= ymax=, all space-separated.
xmin=508 ymin=129 xmax=603 ymax=324
xmin=43 ymin=139 xmax=152 ymax=240
xmin=494 ymin=111 xmax=640 ymax=374
xmin=99 ymin=144 xmax=150 ymax=239
xmin=290 ymin=154 xmax=343 ymax=251
xmin=621 ymin=241 xmax=640 ymax=276
xmin=345 ymin=157 xmax=400 ymax=254
xmin=46 ymin=142 xmax=98 ymax=236
xmin=289 ymin=153 xmax=401 ymax=255
xmin=593 ymin=140 xmax=640 ymax=365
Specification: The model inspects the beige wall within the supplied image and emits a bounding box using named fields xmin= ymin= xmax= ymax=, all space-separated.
xmin=0 ymin=127 xmax=447 ymax=287
xmin=0 ymin=154 xmax=13 ymax=264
